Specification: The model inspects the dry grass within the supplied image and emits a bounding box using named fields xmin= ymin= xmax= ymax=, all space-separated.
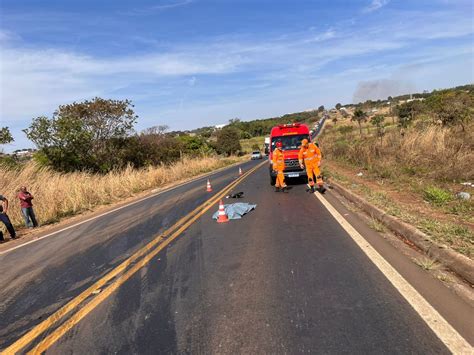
xmin=321 ymin=123 xmax=474 ymax=181
xmin=368 ymin=217 xmax=386 ymax=233
xmin=323 ymin=166 xmax=474 ymax=258
xmin=413 ymin=256 xmax=440 ymax=271
xmin=0 ymin=156 xmax=241 ymax=229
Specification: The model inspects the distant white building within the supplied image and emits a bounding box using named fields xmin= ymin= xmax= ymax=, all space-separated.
xmin=214 ymin=124 xmax=227 ymax=129
xmin=406 ymin=98 xmax=425 ymax=103
xmin=13 ymin=148 xmax=36 ymax=158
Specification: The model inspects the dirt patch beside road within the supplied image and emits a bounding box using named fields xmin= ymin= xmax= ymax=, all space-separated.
xmin=323 ymin=161 xmax=473 ymax=259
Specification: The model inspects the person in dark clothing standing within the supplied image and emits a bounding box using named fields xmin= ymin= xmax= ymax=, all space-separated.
xmin=0 ymin=194 xmax=17 ymax=242
xmin=18 ymin=186 xmax=38 ymax=228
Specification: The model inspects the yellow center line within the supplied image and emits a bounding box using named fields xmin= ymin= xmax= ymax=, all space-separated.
xmin=4 ymin=161 xmax=265 ymax=355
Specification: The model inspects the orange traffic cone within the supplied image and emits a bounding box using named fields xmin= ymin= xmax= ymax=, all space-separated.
xmin=216 ymin=200 xmax=229 ymax=223
xmin=206 ymin=179 xmax=212 ymax=192
xmin=239 ymin=167 xmax=243 ymax=176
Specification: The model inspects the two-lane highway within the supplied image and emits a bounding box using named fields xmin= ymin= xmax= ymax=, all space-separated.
xmin=1 ymin=159 xmax=472 ymax=354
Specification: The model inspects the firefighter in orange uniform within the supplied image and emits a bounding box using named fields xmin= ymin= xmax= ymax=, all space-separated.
xmin=298 ymin=139 xmax=325 ymax=193
xmin=272 ymin=141 xmax=287 ymax=192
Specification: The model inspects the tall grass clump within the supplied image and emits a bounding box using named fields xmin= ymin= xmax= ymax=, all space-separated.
xmin=0 ymin=156 xmax=240 ymax=229
xmin=423 ymin=186 xmax=453 ymax=206
xmin=320 ymin=123 xmax=474 ymax=181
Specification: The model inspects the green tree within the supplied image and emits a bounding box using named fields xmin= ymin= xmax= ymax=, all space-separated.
xmin=240 ymin=131 xmax=252 ymax=139
xmin=0 ymin=127 xmax=16 ymax=166
xmin=426 ymin=91 xmax=473 ymax=131
xmin=216 ymin=127 xmax=241 ymax=156
xmin=176 ymin=135 xmax=214 ymax=156
xmin=371 ymin=115 xmax=385 ymax=142
xmin=351 ymin=109 xmax=368 ymax=136
xmin=24 ymin=97 xmax=137 ymax=172
xmin=138 ymin=133 xmax=183 ymax=165
xmin=335 ymin=103 xmax=342 ymax=110
xmin=318 ymin=105 xmax=325 ymax=112
xmin=395 ymin=101 xmax=423 ymax=129
xmin=142 ymin=125 xmax=169 ymax=135
xmin=0 ymin=127 xmax=14 ymax=145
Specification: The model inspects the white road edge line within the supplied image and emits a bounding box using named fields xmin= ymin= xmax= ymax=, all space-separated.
xmin=313 ymin=192 xmax=473 ymax=354
xmin=0 ymin=161 xmax=245 ymax=256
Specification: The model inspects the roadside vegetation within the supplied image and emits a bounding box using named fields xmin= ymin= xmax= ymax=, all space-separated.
xmin=240 ymin=136 xmax=266 ymax=153
xmin=319 ymin=85 xmax=474 ymax=258
xmin=0 ymin=98 xmax=247 ymax=233
xmin=0 ymin=156 xmax=241 ymax=229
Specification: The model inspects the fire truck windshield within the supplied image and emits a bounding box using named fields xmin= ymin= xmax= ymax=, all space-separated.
xmin=271 ymin=134 xmax=309 ymax=151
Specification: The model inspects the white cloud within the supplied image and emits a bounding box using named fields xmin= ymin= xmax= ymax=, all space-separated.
xmin=0 ymin=43 xmax=246 ymax=121
xmin=1 ymin=5 xmax=473 ymax=150
xmin=124 ymin=0 xmax=193 ymax=16
xmin=304 ymin=29 xmax=336 ymax=43
xmin=150 ymin=0 xmax=193 ymax=11
xmin=363 ymin=0 xmax=390 ymax=13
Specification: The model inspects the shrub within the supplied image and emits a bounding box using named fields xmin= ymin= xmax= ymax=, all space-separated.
xmin=426 ymin=90 xmax=473 ymax=130
xmin=320 ymin=123 xmax=474 ymax=181
xmin=423 ymin=186 xmax=453 ymax=205
xmin=23 ymin=98 xmax=137 ymax=173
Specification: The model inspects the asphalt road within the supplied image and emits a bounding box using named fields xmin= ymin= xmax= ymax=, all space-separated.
xmin=0 ymin=159 xmax=472 ymax=354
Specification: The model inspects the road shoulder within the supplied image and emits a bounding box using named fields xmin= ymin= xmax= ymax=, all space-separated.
xmin=314 ymin=187 xmax=474 ymax=346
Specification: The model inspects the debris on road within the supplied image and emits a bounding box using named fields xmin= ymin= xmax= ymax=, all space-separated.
xmin=356 ymin=172 xmax=363 ymax=177
xmin=460 ymin=182 xmax=473 ymax=187
xmin=213 ymin=202 xmax=257 ymax=220
xmin=456 ymin=192 xmax=471 ymax=200
xmin=226 ymin=191 xmax=244 ymax=199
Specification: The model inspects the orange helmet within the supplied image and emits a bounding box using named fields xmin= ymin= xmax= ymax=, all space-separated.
xmin=301 ymin=139 xmax=309 ymax=146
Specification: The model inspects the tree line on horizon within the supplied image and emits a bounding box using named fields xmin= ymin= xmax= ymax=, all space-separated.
xmin=1 ymin=84 xmax=472 ymax=173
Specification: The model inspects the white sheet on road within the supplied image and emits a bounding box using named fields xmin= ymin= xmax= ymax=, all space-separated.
xmin=212 ymin=203 xmax=257 ymax=220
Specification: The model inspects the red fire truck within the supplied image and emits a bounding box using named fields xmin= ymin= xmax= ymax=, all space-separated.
xmin=268 ymin=123 xmax=310 ymax=185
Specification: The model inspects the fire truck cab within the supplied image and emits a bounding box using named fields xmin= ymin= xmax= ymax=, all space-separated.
xmin=268 ymin=123 xmax=310 ymax=185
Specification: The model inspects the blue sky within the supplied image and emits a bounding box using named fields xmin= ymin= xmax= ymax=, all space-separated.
xmin=0 ymin=0 xmax=473 ymax=151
